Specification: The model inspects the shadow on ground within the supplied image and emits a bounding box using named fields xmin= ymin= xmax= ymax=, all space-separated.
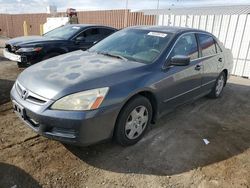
xmin=66 ymin=82 xmax=250 ymax=176
xmin=0 ymin=163 xmax=41 ymax=188
xmin=0 ymin=56 xmax=7 ymax=61
xmin=0 ymin=79 xmax=14 ymax=105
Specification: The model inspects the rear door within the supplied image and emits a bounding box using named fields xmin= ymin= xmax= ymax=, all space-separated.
xmin=98 ymin=28 xmax=116 ymax=42
xmin=197 ymin=33 xmax=223 ymax=91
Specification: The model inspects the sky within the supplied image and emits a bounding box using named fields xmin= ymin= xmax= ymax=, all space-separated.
xmin=0 ymin=0 xmax=250 ymax=14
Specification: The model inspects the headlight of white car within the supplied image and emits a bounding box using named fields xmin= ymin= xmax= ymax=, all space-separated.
xmin=51 ymin=87 xmax=109 ymax=111
xmin=16 ymin=47 xmax=42 ymax=53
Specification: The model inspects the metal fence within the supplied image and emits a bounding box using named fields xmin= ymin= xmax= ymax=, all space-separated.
xmin=0 ymin=10 xmax=156 ymax=38
xmin=0 ymin=13 xmax=48 ymax=37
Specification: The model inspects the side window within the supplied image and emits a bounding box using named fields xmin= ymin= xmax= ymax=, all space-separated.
xmin=170 ymin=33 xmax=198 ymax=60
xmin=100 ymin=28 xmax=115 ymax=36
xmin=198 ymin=34 xmax=217 ymax=57
xmin=79 ymin=28 xmax=101 ymax=43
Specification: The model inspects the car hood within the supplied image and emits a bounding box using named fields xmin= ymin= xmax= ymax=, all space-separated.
xmin=6 ymin=36 xmax=58 ymax=46
xmin=18 ymin=50 xmax=144 ymax=100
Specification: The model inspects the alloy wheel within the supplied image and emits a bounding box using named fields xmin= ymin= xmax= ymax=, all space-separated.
xmin=215 ymin=75 xmax=225 ymax=96
xmin=125 ymin=105 xmax=149 ymax=140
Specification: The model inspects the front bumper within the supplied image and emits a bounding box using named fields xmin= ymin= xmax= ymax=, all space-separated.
xmin=3 ymin=48 xmax=21 ymax=62
xmin=3 ymin=48 xmax=42 ymax=65
xmin=11 ymin=85 xmax=121 ymax=146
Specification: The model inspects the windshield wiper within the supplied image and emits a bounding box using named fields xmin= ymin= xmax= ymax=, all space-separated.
xmin=97 ymin=51 xmax=128 ymax=61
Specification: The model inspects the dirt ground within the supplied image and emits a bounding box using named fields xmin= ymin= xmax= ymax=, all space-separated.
xmin=0 ymin=47 xmax=250 ymax=188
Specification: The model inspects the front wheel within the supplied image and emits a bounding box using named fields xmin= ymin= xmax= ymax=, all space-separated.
xmin=207 ymin=72 xmax=226 ymax=98
xmin=17 ymin=62 xmax=28 ymax=68
xmin=114 ymin=96 xmax=152 ymax=146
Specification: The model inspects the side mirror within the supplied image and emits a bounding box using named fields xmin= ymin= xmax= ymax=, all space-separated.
xmin=171 ymin=55 xmax=190 ymax=66
xmin=75 ymin=36 xmax=85 ymax=42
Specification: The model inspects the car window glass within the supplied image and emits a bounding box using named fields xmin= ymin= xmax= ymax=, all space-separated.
xmin=78 ymin=28 xmax=102 ymax=43
xmin=100 ymin=28 xmax=115 ymax=36
xmin=43 ymin=26 xmax=81 ymax=40
xmin=198 ymin=34 xmax=217 ymax=57
xmin=170 ymin=33 xmax=198 ymax=60
xmin=215 ymin=41 xmax=222 ymax=53
xmin=90 ymin=29 xmax=173 ymax=64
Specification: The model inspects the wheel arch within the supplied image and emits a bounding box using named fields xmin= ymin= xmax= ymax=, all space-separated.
xmin=112 ymin=89 xmax=159 ymax=142
xmin=116 ymin=89 xmax=159 ymax=126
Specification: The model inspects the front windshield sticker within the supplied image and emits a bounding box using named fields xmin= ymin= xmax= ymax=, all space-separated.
xmin=72 ymin=26 xmax=81 ymax=30
xmin=147 ymin=32 xmax=167 ymax=38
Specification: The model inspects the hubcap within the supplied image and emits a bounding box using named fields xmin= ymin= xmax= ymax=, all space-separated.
xmin=215 ymin=75 xmax=225 ymax=96
xmin=125 ymin=105 xmax=149 ymax=140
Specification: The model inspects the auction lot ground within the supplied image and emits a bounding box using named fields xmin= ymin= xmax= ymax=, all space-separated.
xmin=0 ymin=48 xmax=250 ymax=188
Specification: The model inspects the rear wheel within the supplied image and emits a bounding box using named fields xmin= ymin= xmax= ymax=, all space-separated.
xmin=114 ymin=96 xmax=152 ymax=146
xmin=207 ymin=72 xmax=226 ymax=98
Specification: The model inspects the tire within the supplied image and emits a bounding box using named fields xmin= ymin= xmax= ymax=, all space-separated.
xmin=42 ymin=52 xmax=61 ymax=61
xmin=207 ymin=71 xmax=226 ymax=98
xmin=17 ymin=62 xmax=28 ymax=68
xmin=114 ymin=96 xmax=152 ymax=146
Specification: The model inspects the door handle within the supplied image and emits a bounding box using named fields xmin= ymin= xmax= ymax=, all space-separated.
xmin=218 ymin=57 xmax=223 ymax=62
xmin=195 ymin=65 xmax=201 ymax=71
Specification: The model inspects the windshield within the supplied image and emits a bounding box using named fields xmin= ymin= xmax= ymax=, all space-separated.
xmin=89 ymin=29 xmax=173 ymax=64
xmin=43 ymin=25 xmax=81 ymax=40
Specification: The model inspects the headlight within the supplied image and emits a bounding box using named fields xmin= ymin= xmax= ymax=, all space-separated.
xmin=51 ymin=87 xmax=109 ymax=111
xmin=16 ymin=47 xmax=42 ymax=53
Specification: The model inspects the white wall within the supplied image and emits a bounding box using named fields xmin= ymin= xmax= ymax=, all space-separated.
xmin=158 ymin=14 xmax=250 ymax=79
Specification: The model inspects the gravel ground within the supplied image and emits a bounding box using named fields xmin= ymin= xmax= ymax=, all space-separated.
xmin=0 ymin=49 xmax=250 ymax=188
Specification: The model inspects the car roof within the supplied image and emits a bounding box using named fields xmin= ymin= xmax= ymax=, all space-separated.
xmin=64 ymin=24 xmax=117 ymax=30
xmin=128 ymin=25 xmax=208 ymax=34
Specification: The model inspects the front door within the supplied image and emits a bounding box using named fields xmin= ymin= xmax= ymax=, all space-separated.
xmin=74 ymin=28 xmax=102 ymax=50
xmin=157 ymin=33 xmax=203 ymax=113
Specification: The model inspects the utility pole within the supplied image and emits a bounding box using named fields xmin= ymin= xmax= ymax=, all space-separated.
xmin=156 ymin=0 xmax=160 ymax=25
xmin=125 ymin=0 xmax=128 ymax=10
xmin=124 ymin=0 xmax=129 ymax=28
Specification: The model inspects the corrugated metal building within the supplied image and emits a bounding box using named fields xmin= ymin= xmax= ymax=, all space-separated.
xmin=142 ymin=5 xmax=250 ymax=79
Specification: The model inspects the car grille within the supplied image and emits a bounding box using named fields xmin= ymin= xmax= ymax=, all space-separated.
xmin=15 ymin=81 xmax=48 ymax=105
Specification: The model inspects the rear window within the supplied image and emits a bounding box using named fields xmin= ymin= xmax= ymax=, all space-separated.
xmin=198 ymin=34 xmax=217 ymax=57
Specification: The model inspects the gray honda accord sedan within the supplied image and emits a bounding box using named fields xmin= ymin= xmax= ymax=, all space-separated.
xmin=11 ymin=26 xmax=233 ymax=146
